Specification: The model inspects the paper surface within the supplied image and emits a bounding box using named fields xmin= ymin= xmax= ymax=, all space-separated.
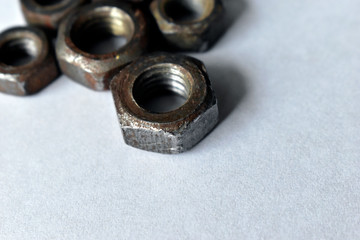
xmin=0 ymin=0 xmax=359 ymax=239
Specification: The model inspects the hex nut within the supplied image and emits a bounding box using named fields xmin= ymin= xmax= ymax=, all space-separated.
xmin=111 ymin=53 xmax=219 ymax=154
xmin=56 ymin=1 xmax=148 ymax=91
xmin=20 ymin=0 xmax=87 ymax=31
xmin=150 ymin=0 xmax=225 ymax=52
xmin=0 ymin=26 xmax=59 ymax=96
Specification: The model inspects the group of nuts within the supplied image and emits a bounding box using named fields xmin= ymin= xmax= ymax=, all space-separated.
xmin=0 ymin=0 xmax=225 ymax=154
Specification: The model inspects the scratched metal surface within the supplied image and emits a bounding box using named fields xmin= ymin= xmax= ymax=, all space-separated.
xmin=0 ymin=0 xmax=359 ymax=239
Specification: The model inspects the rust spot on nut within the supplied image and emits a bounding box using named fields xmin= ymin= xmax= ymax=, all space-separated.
xmin=110 ymin=53 xmax=219 ymax=154
xmin=56 ymin=1 xmax=148 ymax=91
xmin=20 ymin=0 xmax=87 ymax=31
xmin=0 ymin=26 xmax=59 ymax=96
xmin=150 ymin=0 xmax=225 ymax=52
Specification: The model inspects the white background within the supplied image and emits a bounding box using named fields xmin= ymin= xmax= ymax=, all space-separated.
xmin=0 ymin=0 xmax=359 ymax=239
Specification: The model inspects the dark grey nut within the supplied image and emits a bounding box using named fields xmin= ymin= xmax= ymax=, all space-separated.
xmin=56 ymin=1 xmax=148 ymax=91
xmin=111 ymin=53 xmax=219 ymax=154
xmin=150 ymin=0 xmax=225 ymax=52
xmin=0 ymin=26 xmax=59 ymax=96
xmin=20 ymin=0 xmax=87 ymax=31
xmin=92 ymin=0 xmax=149 ymax=3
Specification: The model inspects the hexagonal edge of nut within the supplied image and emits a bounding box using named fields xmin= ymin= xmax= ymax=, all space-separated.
xmin=24 ymin=54 xmax=59 ymax=95
xmin=55 ymin=42 xmax=116 ymax=91
xmin=110 ymin=55 xmax=219 ymax=154
xmin=0 ymin=53 xmax=59 ymax=96
xmin=0 ymin=27 xmax=59 ymax=96
xmin=56 ymin=2 xmax=148 ymax=91
xmin=150 ymin=0 xmax=225 ymax=52
xmin=115 ymin=94 xmax=218 ymax=154
xmin=20 ymin=0 xmax=88 ymax=31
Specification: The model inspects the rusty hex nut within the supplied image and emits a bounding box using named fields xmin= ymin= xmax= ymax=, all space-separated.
xmin=20 ymin=0 xmax=87 ymax=31
xmin=111 ymin=53 xmax=219 ymax=154
xmin=150 ymin=0 xmax=225 ymax=52
xmin=56 ymin=1 xmax=148 ymax=91
xmin=0 ymin=26 xmax=59 ymax=96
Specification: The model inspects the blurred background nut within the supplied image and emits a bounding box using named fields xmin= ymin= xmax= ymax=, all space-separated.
xmin=56 ymin=1 xmax=148 ymax=91
xmin=0 ymin=26 xmax=59 ymax=96
xmin=111 ymin=53 xmax=219 ymax=154
xmin=20 ymin=0 xmax=87 ymax=31
xmin=90 ymin=0 xmax=165 ymax=53
xmin=150 ymin=0 xmax=225 ymax=52
xmin=91 ymin=0 xmax=149 ymax=3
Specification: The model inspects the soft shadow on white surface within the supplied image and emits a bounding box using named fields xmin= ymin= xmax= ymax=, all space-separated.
xmin=207 ymin=64 xmax=248 ymax=122
xmin=1 ymin=0 xmax=360 ymax=239
xmin=223 ymin=0 xmax=247 ymax=30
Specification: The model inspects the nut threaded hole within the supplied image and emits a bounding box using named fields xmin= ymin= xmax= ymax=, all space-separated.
xmin=0 ymin=38 xmax=39 ymax=66
xmin=70 ymin=6 xmax=135 ymax=55
xmin=133 ymin=64 xmax=192 ymax=113
xmin=163 ymin=0 xmax=215 ymax=23
xmin=33 ymin=0 xmax=64 ymax=6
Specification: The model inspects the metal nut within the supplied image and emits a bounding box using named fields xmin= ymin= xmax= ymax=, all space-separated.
xmin=56 ymin=1 xmax=148 ymax=91
xmin=110 ymin=53 xmax=219 ymax=154
xmin=20 ymin=0 xmax=87 ymax=31
xmin=150 ymin=0 xmax=225 ymax=52
xmin=0 ymin=26 xmax=59 ymax=96
xmin=92 ymin=0 xmax=149 ymax=3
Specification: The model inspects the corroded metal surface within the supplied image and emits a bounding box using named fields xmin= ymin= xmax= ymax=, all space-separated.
xmin=111 ymin=53 xmax=219 ymax=154
xmin=0 ymin=26 xmax=59 ymax=96
xmin=20 ymin=0 xmax=87 ymax=31
xmin=56 ymin=1 xmax=148 ymax=91
xmin=150 ymin=0 xmax=225 ymax=52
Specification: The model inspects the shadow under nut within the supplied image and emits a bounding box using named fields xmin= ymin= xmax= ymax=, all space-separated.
xmin=56 ymin=2 xmax=148 ymax=91
xmin=20 ymin=0 xmax=87 ymax=31
xmin=0 ymin=26 xmax=59 ymax=96
xmin=110 ymin=53 xmax=219 ymax=154
xmin=150 ymin=0 xmax=225 ymax=52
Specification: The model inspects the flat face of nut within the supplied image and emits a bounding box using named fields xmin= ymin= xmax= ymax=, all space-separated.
xmin=56 ymin=2 xmax=148 ymax=91
xmin=111 ymin=53 xmax=219 ymax=154
xmin=150 ymin=0 xmax=224 ymax=51
xmin=0 ymin=27 xmax=59 ymax=96
xmin=20 ymin=0 xmax=87 ymax=30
